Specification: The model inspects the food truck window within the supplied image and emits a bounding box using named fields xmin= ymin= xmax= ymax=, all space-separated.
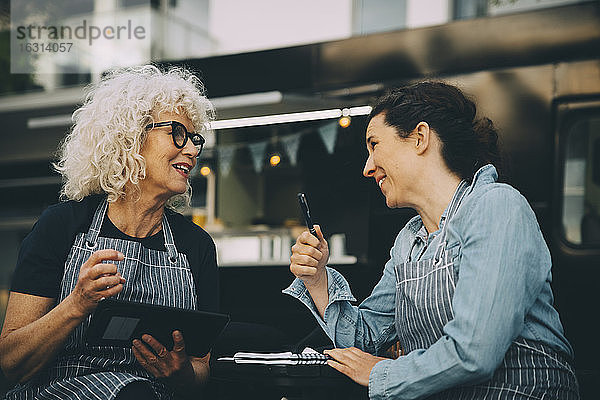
xmin=561 ymin=112 xmax=600 ymax=246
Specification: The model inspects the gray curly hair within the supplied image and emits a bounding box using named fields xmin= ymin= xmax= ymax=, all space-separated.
xmin=54 ymin=64 xmax=214 ymax=209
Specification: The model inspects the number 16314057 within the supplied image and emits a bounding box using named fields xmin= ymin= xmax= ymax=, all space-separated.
xmin=20 ymin=42 xmax=73 ymax=53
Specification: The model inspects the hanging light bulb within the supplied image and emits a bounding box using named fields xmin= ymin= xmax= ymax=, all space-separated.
xmin=269 ymin=154 xmax=281 ymax=167
xmin=338 ymin=107 xmax=351 ymax=128
xmin=200 ymin=166 xmax=211 ymax=176
xmin=338 ymin=116 xmax=351 ymax=128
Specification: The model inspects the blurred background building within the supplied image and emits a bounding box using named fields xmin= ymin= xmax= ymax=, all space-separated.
xmin=0 ymin=0 xmax=598 ymax=397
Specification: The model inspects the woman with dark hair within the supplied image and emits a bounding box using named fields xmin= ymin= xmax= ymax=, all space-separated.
xmin=285 ymin=82 xmax=579 ymax=399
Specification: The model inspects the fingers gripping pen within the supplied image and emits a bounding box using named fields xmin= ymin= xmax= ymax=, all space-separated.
xmin=297 ymin=193 xmax=318 ymax=238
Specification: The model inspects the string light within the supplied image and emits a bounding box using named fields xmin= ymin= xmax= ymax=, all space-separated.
xmin=269 ymin=154 xmax=281 ymax=167
xmin=200 ymin=166 xmax=211 ymax=176
xmin=338 ymin=116 xmax=351 ymax=128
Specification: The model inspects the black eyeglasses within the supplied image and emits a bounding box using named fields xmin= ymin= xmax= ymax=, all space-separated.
xmin=145 ymin=121 xmax=205 ymax=155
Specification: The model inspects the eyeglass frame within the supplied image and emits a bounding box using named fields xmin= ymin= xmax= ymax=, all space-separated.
xmin=144 ymin=120 xmax=206 ymax=154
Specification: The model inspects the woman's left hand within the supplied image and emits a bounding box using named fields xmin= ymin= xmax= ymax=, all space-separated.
xmin=324 ymin=347 xmax=387 ymax=387
xmin=132 ymin=330 xmax=194 ymax=383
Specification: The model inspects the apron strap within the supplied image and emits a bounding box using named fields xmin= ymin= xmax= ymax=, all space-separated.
xmin=161 ymin=213 xmax=179 ymax=264
xmin=434 ymin=180 xmax=470 ymax=263
xmin=84 ymin=197 xmax=180 ymax=263
xmin=446 ymin=180 xmax=470 ymax=219
xmin=84 ymin=199 xmax=109 ymax=249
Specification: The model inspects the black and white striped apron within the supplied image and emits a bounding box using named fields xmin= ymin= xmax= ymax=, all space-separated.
xmin=394 ymin=181 xmax=579 ymax=399
xmin=6 ymin=199 xmax=198 ymax=400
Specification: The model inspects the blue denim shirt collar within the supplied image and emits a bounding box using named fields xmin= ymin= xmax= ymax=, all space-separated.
xmin=404 ymin=164 xmax=498 ymax=238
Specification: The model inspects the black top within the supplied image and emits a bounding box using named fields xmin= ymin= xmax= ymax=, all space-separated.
xmin=11 ymin=194 xmax=219 ymax=313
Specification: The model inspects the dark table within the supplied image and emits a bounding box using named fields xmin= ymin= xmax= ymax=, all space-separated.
xmin=206 ymin=360 xmax=369 ymax=400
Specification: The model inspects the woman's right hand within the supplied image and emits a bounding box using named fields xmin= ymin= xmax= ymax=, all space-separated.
xmin=0 ymin=249 xmax=125 ymax=383
xmin=68 ymin=249 xmax=125 ymax=317
xmin=290 ymin=225 xmax=329 ymax=288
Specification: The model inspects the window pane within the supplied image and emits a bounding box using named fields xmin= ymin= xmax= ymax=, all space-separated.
xmin=562 ymin=114 xmax=600 ymax=245
xmin=454 ymin=0 xmax=487 ymax=20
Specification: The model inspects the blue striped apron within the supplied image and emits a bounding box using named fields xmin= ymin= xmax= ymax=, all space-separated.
xmin=6 ymin=199 xmax=198 ymax=400
xmin=394 ymin=181 xmax=579 ymax=399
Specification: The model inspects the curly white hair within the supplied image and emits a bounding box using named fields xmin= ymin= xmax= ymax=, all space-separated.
xmin=54 ymin=64 xmax=214 ymax=209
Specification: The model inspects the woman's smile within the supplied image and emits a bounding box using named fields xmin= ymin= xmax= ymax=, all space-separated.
xmin=172 ymin=162 xmax=193 ymax=178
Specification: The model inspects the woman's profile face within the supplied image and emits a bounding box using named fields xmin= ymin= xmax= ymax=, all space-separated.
xmin=138 ymin=110 xmax=198 ymax=202
xmin=363 ymin=113 xmax=418 ymax=209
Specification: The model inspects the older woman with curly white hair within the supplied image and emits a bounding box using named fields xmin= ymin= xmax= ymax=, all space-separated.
xmin=0 ymin=65 xmax=218 ymax=400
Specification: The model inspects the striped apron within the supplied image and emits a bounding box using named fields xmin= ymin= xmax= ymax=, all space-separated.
xmin=394 ymin=181 xmax=579 ymax=399
xmin=6 ymin=199 xmax=198 ymax=400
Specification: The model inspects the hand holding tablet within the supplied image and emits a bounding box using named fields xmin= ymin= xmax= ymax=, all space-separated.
xmin=85 ymin=298 xmax=229 ymax=357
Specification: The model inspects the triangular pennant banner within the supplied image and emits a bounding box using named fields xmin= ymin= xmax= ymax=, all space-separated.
xmin=248 ymin=141 xmax=268 ymax=173
xmin=318 ymin=122 xmax=338 ymax=154
xmin=281 ymin=134 xmax=302 ymax=166
xmin=217 ymin=145 xmax=236 ymax=177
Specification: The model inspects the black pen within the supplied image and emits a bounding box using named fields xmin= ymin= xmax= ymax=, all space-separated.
xmin=297 ymin=193 xmax=318 ymax=238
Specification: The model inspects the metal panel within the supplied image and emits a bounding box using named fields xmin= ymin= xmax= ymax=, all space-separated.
xmin=316 ymin=2 xmax=600 ymax=89
xmin=555 ymin=60 xmax=600 ymax=98
xmin=166 ymin=2 xmax=600 ymax=97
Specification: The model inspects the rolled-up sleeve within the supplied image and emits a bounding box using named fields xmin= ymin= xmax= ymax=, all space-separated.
xmin=283 ymin=255 xmax=398 ymax=354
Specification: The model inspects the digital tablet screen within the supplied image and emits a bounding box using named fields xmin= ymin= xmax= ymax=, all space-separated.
xmin=85 ymin=298 xmax=230 ymax=357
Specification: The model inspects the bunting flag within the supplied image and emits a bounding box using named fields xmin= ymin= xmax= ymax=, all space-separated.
xmin=281 ymin=134 xmax=302 ymax=166
xmin=216 ymin=121 xmax=343 ymax=173
xmin=318 ymin=122 xmax=338 ymax=154
xmin=248 ymin=141 xmax=268 ymax=173
xmin=217 ymin=145 xmax=236 ymax=177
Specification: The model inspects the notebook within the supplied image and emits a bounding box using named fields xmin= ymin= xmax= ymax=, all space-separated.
xmin=218 ymin=347 xmax=332 ymax=365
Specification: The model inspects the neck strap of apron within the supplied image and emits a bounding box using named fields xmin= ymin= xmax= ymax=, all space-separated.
xmin=84 ymin=198 xmax=180 ymax=263
xmin=432 ymin=180 xmax=470 ymax=263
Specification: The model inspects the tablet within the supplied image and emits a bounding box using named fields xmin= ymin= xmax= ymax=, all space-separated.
xmin=85 ymin=298 xmax=230 ymax=357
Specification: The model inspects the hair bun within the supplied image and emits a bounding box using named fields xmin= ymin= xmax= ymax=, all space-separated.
xmin=472 ymin=117 xmax=502 ymax=172
xmin=473 ymin=117 xmax=497 ymax=145
xmin=464 ymin=99 xmax=477 ymax=123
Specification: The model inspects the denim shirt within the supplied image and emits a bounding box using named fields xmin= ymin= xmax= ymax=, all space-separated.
xmin=283 ymin=164 xmax=574 ymax=400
